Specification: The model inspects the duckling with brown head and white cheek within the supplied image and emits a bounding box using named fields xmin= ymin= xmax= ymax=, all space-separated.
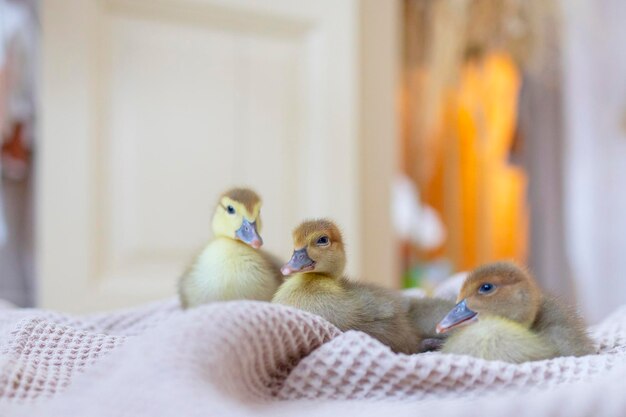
xmin=435 ymin=261 xmax=595 ymax=363
xmin=178 ymin=188 xmax=282 ymax=308
xmin=272 ymin=219 xmax=422 ymax=354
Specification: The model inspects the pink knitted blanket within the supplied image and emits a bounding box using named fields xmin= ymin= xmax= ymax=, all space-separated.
xmin=0 ymin=299 xmax=624 ymax=416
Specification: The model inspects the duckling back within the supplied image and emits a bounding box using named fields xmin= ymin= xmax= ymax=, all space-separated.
xmin=532 ymin=297 xmax=595 ymax=357
xmin=273 ymin=275 xmax=421 ymax=354
xmin=442 ymin=316 xmax=558 ymax=363
xmin=347 ymin=282 xmax=421 ymax=354
xmin=179 ymin=237 xmax=281 ymax=308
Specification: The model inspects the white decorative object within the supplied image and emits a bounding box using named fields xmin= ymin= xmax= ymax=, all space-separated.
xmin=402 ymin=287 xmax=428 ymax=299
xmin=392 ymin=175 xmax=446 ymax=249
xmin=433 ymin=271 xmax=468 ymax=301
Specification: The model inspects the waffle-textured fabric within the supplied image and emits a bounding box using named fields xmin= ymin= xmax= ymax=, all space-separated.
xmin=0 ymin=298 xmax=625 ymax=417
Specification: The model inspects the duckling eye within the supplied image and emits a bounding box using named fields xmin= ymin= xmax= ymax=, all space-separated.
xmin=478 ymin=283 xmax=495 ymax=294
xmin=316 ymin=236 xmax=330 ymax=246
xmin=226 ymin=205 xmax=236 ymax=215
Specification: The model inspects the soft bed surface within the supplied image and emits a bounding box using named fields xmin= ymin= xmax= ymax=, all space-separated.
xmin=0 ymin=299 xmax=624 ymax=416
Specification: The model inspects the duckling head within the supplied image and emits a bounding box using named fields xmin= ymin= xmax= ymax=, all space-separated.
xmin=436 ymin=261 xmax=542 ymax=334
xmin=281 ymin=219 xmax=346 ymax=277
xmin=212 ymin=188 xmax=263 ymax=248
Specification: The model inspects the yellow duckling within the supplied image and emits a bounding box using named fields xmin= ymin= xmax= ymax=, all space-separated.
xmin=435 ymin=261 xmax=595 ymax=363
xmin=178 ymin=188 xmax=282 ymax=308
xmin=272 ymin=219 xmax=422 ymax=354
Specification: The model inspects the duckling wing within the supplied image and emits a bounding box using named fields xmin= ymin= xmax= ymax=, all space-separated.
xmin=532 ymin=297 xmax=595 ymax=357
xmin=407 ymin=297 xmax=456 ymax=338
xmin=346 ymin=282 xmax=400 ymax=322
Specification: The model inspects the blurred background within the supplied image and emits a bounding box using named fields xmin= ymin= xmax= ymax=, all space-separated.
xmin=0 ymin=0 xmax=624 ymax=322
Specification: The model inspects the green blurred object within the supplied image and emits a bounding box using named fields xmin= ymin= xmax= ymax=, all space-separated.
xmin=402 ymin=265 xmax=423 ymax=289
xmin=402 ymin=259 xmax=453 ymax=291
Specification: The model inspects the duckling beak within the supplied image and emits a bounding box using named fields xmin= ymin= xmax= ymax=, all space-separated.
xmin=235 ymin=218 xmax=263 ymax=249
xmin=436 ymin=299 xmax=478 ymax=334
xmin=281 ymin=248 xmax=315 ymax=276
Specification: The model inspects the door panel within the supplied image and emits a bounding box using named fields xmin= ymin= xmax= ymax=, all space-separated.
xmin=101 ymin=7 xmax=304 ymax=290
xmin=39 ymin=0 xmax=398 ymax=312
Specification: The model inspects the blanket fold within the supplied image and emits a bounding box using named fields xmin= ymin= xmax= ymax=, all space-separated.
xmin=0 ymin=299 xmax=625 ymax=417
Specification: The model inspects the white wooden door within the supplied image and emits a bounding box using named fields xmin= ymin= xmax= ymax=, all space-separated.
xmin=39 ymin=0 xmax=399 ymax=312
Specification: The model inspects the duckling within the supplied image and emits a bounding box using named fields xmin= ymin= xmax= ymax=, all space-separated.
xmin=272 ymin=219 xmax=421 ymax=354
xmin=178 ymin=188 xmax=282 ymax=308
xmin=435 ymin=261 xmax=595 ymax=363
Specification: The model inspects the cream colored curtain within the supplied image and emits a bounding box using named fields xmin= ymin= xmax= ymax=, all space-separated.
xmin=561 ymin=0 xmax=626 ymax=323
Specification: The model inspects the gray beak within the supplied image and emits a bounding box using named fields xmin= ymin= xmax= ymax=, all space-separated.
xmin=235 ymin=218 xmax=263 ymax=249
xmin=436 ymin=299 xmax=478 ymax=334
xmin=281 ymin=248 xmax=315 ymax=276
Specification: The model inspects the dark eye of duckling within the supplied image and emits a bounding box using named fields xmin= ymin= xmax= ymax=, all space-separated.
xmin=316 ymin=236 xmax=329 ymax=246
xmin=478 ymin=283 xmax=495 ymax=294
xmin=226 ymin=205 xmax=236 ymax=215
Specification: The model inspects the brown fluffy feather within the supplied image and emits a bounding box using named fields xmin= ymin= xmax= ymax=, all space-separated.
xmin=221 ymin=188 xmax=261 ymax=213
xmin=533 ymin=296 xmax=595 ymax=357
